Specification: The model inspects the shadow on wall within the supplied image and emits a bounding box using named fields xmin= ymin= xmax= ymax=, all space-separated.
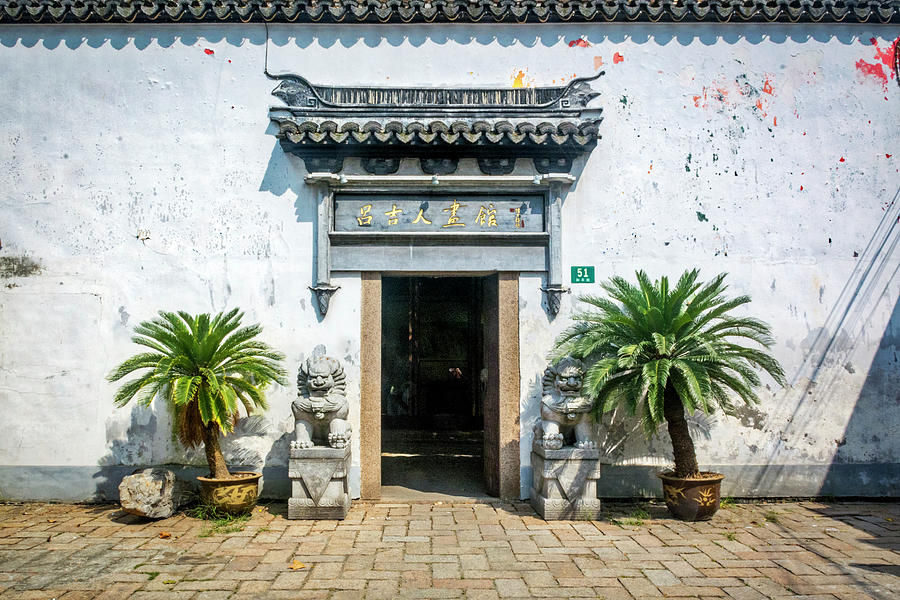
xmin=740 ymin=187 xmax=900 ymax=497
xmin=95 ymin=402 xmax=293 ymax=501
xmin=522 ymin=366 xmax=715 ymax=499
xmin=0 ymin=23 xmax=870 ymax=52
xmin=258 ymin=121 xmax=322 ymax=320
xmin=823 ymin=293 xmax=900 ymax=495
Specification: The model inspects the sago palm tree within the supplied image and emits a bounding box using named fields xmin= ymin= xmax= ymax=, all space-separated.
xmin=553 ymin=269 xmax=785 ymax=478
xmin=108 ymin=308 xmax=287 ymax=479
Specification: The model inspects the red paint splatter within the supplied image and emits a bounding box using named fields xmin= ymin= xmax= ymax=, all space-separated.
xmin=204 ymin=48 xmax=214 ymax=55
xmin=568 ymin=37 xmax=591 ymax=48
xmin=762 ymin=77 xmax=774 ymax=95
xmin=839 ymin=157 xmax=846 ymax=162
xmin=800 ymin=185 xmax=804 ymax=191
xmin=855 ymin=36 xmax=898 ymax=90
xmin=856 ymin=60 xmax=888 ymax=86
xmin=888 ymin=154 xmax=893 ymax=158
xmin=227 ymin=59 xmax=232 ymax=63
xmin=773 ymin=116 xmax=777 ymax=126
xmin=613 ymin=52 xmax=624 ymax=64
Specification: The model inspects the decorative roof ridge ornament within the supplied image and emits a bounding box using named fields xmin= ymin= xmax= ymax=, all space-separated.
xmin=268 ymin=72 xmax=605 ymax=176
xmin=269 ymin=72 xmax=602 ymax=113
xmin=2 ymin=0 xmax=896 ymax=23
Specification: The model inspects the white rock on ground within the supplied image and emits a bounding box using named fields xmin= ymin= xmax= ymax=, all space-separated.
xmin=118 ymin=468 xmax=191 ymax=519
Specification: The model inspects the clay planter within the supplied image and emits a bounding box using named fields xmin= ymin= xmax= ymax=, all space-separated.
xmin=197 ymin=471 xmax=261 ymax=514
xmin=657 ymin=471 xmax=725 ymax=521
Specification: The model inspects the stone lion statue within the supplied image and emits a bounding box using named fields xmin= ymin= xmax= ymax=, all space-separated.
xmin=535 ymin=356 xmax=597 ymax=450
xmin=291 ymin=354 xmax=351 ymax=449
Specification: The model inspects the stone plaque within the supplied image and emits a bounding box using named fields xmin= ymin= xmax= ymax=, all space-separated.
xmin=334 ymin=194 xmax=544 ymax=233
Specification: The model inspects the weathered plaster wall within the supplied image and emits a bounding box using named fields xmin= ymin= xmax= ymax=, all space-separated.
xmin=0 ymin=23 xmax=897 ymax=500
xmin=0 ymin=25 xmax=365 ymax=500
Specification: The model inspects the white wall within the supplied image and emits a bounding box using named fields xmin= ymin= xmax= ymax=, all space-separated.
xmin=0 ymin=23 xmax=897 ymax=500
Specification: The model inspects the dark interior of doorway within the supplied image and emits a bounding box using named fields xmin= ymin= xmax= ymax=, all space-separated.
xmin=381 ymin=276 xmax=488 ymax=499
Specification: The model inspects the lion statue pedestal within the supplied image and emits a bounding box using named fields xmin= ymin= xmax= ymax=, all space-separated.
xmin=287 ymin=351 xmax=351 ymax=520
xmin=530 ymin=357 xmax=604 ymax=520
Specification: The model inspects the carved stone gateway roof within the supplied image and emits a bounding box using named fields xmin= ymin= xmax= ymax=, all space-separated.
xmin=269 ymin=73 xmax=604 ymax=175
xmin=1 ymin=0 xmax=897 ymax=23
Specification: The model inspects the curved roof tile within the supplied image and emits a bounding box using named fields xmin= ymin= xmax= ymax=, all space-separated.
xmin=1 ymin=0 xmax=896 ymax=23
xmin=274 ymin=118 xmax=602 ymax=148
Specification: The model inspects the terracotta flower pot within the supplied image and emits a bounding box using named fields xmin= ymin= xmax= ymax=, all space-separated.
xmin=196 ymin=471 xmax=261 ymax=515
xmin=657 ymin=471 xmax=725 ymax=521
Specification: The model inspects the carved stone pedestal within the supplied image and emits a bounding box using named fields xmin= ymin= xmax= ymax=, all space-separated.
xmin=530 ymin=442 xmax=603 ymax=520
xmin=288 ymin=445 xmax=351 ymax=519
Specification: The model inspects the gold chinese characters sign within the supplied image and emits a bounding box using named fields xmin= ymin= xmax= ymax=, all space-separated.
xmin=333 ymin=194 xmax=545 ymax=234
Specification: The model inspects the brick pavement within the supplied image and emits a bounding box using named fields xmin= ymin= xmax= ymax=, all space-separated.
xmin=0 ymin=500 xmax=897 ymax=599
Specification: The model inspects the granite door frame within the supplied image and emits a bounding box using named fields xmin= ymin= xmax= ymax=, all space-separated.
xmin=359 ymin=272 xmax=520 ymax=500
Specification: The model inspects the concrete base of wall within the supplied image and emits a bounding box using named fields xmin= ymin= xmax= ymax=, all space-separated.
xmin=523 ymin=464 xmax=900 ymax=499
xmin=1 ymin=463 xmax=897 ymax=503
xmin=0 ymin=465 xmax=362 ymax=503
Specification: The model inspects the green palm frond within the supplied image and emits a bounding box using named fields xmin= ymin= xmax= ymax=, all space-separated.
xmin=552 ymin=270 xmax=785 ymax=437
xmin=108 ymin=309 xmax=287 ymax=449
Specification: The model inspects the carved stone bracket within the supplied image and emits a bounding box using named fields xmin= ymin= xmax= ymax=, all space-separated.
xmin=302 ymin=155 xmax=344 ymax=174
xmin=534 ymin=157 xmax=574 ymax=174
xmin=310 ymin=284 xmax=341 ymax=316
xmin=541 ymin=285 xmax=570 ymax=316
xmin=361 ymin=157 xmax=401 ymax=175
xmin=420 ymin=157 xmax=459 ymax=175
xmin=477 ymin=157 xmax=517 ymax=176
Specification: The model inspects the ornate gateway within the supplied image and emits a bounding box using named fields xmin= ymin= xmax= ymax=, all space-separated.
xmin=269 ymin=73 xmax=606 ymax=316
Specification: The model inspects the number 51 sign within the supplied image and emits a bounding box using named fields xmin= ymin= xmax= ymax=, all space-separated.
xmin=571 ymin=266 xmax=595 ymax=284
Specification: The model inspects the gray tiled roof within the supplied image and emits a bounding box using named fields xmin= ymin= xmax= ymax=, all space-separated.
xmin=268 ymin=73 xmax=605 ymax=174
xmin=273 ymin=119 xmax=602 ymax=149
xmin=1 ymin=0 xmax=897 ymax=23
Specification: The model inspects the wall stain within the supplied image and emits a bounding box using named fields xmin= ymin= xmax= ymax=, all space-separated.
xmin=731 ymin=404 xmax=767 ymax=430
xmin=0 ymin=255 xmax=41 ymax=278
xmin=511 ymin=69 xmax=534 ymax=89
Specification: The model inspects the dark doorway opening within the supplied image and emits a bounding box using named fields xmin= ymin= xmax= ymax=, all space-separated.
xmin=381 ymin=276 xmax=488 ymax=499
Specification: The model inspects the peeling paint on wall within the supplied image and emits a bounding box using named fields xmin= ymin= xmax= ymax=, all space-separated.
xmin=692 ymin=73 xmax=776 ymax=122
xmin=0 ymin=255 xmax=41 ymax=278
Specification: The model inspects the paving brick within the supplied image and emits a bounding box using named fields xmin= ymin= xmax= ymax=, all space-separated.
xmin=721 ymin=586 xmax=770 ymax=600
xmin=495 ymin=578 xmax=529 ymax=597
xmin=0 ymin=501 xmax=897 ymax=600
xmin=619 ymin=576 xmax=662 ymax=597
